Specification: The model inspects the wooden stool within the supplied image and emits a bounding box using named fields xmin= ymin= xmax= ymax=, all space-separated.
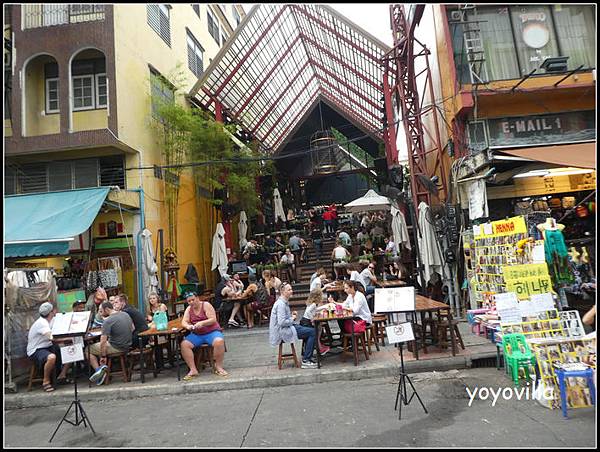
xmin=436 ymin=319 xmax=465 ymax=354
xmin=372 ymin=315 xmax=387 ymax=347
xmin=277 ymin=342 xmax=300 ymax=369
xmin=27 ymin=362 xmax=46 ymax=392
xmin=365 ymin=324 xmax=380 ymax=354
xmin=128 ymin=346 xmax=157 ymax=381
xmin=105 ymin=353 xmax=129 ymax=384
xmin=194 ymin=344 xmax=216 ymax=372
xmin=342 ymin=331 xmax=369 ymax=366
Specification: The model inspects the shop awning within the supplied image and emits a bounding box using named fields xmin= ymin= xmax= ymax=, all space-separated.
xmin=496 ymin=142 xmax=596 ymax=169
xmin=4 ymin=187 xmax=110 ymax=257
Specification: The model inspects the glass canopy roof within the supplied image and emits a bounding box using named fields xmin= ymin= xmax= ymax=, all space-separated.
xmin=189 ymin=4 xmax=391 ymax=153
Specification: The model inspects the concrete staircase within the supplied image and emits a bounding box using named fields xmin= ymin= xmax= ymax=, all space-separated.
xmin=288 ymin=237 xmax=336 ymax=308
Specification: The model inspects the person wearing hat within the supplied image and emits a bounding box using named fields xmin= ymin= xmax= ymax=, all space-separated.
xmin=180 ymin=291 xmax=228 ymax=380
xmin=26 ymin=302 xmax=72 ymax=392
xmin=72 ymin=300 xmax=87 ymax=312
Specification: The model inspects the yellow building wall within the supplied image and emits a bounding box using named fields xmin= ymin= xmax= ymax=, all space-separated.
xmin=24 ymin=57 xmax=60 ymax=136
xmin=4 ymin=119 xmax=12 ymax=136
xmin=112 ymin=5 xmax=239 ymax=291
xmin=72 ymin=109 xmax=108 ymax=132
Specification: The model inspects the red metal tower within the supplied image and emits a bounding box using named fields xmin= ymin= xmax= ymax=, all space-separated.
xmin=381 ymin=4 xmax=448 ymax=210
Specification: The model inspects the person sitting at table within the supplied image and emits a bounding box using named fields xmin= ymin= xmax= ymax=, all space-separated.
xmin=85 ymin=287 xmax=108 ymax=328
xmin=359 ymin=238 xmax=374 ymax=257
xmin=269 ymin=283 xmax=317 ymax=368
xmin=310 ymin=267 xmax=327 ymax=286
xmin=346 ymin=264 xmax=366 ymax=290
xmin=146 ymin=292 xmax=168 ymax=322
xmin=27 ymin=302 xmax=72 ymax=392
xmin=88 ymin=301 xmax=134 ymax=386
xmin=231 ymin=273 xmax=245 ymax=294
xmin=262 ymin=270 xmax=282 ymax=300
xmin=72 ymin=299 xmax=86 ymax=312
xmin=221 ymin=275 xmax=245 ymax=328
xmin=243 ymin=274 xmax=272 ymax=328
xmin=359 ymin=262 xmax=378 ymax=296
xmin=338 ymin=229 xmax=352 ymax=250
xmin=356 ymin=228 xmax=368 ymax=245
xmin=310 ymin=270 xmax=335 ymax=294
xmin=339 ymin=280 xmax=372 ymax=333
xmin=280 ymin=248 xmax=297 ymax=283
xmin=180 ymin=291 xmax=228 ymax=380
xmin=113 ymin=293 xmax=150 ymax=348
xmin=331 ymin=240 xmax=351 ymax=280
xmin=300 ymin=289 xmax=330 ymax=355
xmin=382 ymin=236 xmax=397 ymax=257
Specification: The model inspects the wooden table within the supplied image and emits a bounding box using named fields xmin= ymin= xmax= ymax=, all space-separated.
xmin=376 ymin=280 xmax=407 ymax=288
xmin=312 ymin=309 xmax=359 ymax=368
xmin=138 ymin=318 xmax=186 ymax=382
xmin=324 ymin=282 xmax=346 ymax=293
xmin=414 ymin=296 xmax=457 ymax=358
xmin=223 ymin=293 xmax=254 ymax=327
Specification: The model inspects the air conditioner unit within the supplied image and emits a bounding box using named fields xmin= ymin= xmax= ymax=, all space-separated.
xmin=450 ymin=11 xmax=463 ymax=22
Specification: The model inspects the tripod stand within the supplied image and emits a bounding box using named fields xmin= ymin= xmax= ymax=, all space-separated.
xmin=394 ymin=342 xmax=428 ymax=420
xmin=49 ymin=361 xmax=96 ymax=443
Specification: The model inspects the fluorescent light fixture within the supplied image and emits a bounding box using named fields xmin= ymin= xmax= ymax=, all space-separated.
xmin=513 ymin=167 xmax=595 ymax=179
xmin=493 ymin=155 xmax=535 ymax=162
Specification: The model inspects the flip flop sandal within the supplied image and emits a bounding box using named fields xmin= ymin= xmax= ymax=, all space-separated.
xmin=213 ymin=369 xmax=229 ymax=377
xmin=182 ymin=374 xmax=198 ymax=382
xmin=43 ymin=383 xmax=55 ymax=392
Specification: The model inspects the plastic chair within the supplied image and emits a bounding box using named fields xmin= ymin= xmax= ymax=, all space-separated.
xmin=555 ymin=367 xmax=596 ymax=418
xmin=503 ymin=333 xmax=536 ymax=386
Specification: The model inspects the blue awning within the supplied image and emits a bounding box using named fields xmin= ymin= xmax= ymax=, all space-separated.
xmin=4 ymin=187 xmax=110 ymax=258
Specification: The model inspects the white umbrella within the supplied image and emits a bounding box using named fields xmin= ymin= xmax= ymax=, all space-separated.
xmin=344 ymin=189 xmax=391 ymax=213
xmin=211 ymin=223 xmax=228 ymax=277
xmin=141 ymin=229 xmax=159 ymax=298
xmin=417 ymin=202 xmax=442 ymax=284
xmin=239 ymin=211 xmax=248 ymax=250
xmin=390 ymin=206 xmax=411 ymax=254
xmin=273 ymin=188 xmax=286 ymax=223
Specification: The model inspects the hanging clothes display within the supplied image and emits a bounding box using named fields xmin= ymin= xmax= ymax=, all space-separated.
xmin=417 ymin=202 xmax=443 ymax=285
xmin=391 ymin=206 xmax=411 ymax=252
xmin=239 ymin=211 xmax=248 ymax=250
xmin=537 ymin=219 xmax=574 ymax=286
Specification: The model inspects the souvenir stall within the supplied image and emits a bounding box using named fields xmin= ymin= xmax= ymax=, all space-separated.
xmin=4 ymin=268 xmax=57 ymax=388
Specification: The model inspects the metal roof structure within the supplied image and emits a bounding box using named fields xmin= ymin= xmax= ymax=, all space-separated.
xmin=189 ymin=4 xmax=391 ymax=154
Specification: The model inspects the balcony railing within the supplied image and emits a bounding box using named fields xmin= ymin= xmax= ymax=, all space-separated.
xmin=22 ymin=5 xmax=105 ymax=30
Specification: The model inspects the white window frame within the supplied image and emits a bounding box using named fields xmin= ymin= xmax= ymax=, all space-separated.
xmin=72 ymin=74 xmax=95 ymax=111
xmin=207 ymin=8 xmax=220 ymax=45
xmin=45 ymin=77 xmax=60 ymax=114
xmin=95 ymin=73 xmax=107 ymax=108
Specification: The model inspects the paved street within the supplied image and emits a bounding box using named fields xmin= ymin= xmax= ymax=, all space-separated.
xmin=4 ymin=368 xmax=595 ymax=448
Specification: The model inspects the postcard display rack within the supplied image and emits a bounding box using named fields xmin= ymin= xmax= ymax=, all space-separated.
xmin=471 ymin=216 xmax=545 ymax=307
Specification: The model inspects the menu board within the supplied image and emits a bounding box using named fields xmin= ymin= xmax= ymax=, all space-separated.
xmin=51 ymin=311 xmax=92 ymax=336
xmin=386 ymin=323 xmax=415 ymax=344
xmin=503 ymin=263 xmax=553 ymax=300
xmin=374 ymin=286 xmax=415 ymax=313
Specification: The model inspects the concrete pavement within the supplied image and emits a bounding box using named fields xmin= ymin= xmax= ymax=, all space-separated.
xmin=4 ymin=368 xmax=596 ymax=448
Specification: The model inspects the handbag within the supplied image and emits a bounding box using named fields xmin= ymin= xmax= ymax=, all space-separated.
xmin=344 ymin=319 xmax=366 ymax=334
xmin=153 ymin=311 xmax=168 ymax=331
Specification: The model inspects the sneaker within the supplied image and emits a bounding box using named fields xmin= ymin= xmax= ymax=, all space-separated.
xmin=97 ymin=370 xmax=108 ymax=386
xmin=89 ymin=365 xmax=107 ymax=383
xmin=228 ymin=319 xmax=240 ymax=328
xmin=301 ymin=360 xmax=318 ymax=369
xmin=319 ymin=346 xmax=330 ymax=356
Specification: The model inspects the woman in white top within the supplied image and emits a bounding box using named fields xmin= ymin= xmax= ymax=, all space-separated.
xmin=331 ymin=240 xmax=350 ymax=280
xmin=340 ymin=280 xmax=372 ymax=326
xmin=346 ymin=264 xmax=365 ymax=289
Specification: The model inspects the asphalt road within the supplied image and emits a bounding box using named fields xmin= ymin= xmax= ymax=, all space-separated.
xmin=4 ymin=368 xmax=596 ymax=448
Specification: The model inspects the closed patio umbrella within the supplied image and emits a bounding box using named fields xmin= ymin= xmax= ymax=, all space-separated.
xmin=239 ymin=211 xmax=248 ymax=250
xmin=417 ymin=202 xmax=442 ymax=284
xmin=211 ymin=223 xmax=228 ymax=277
xmin=141 ymin=229 xmax=160 ymax=300
xmin=273 ymin=188 xmax=286 ymax=223
xmin=391 ymin=206 xmax=411 ymax=253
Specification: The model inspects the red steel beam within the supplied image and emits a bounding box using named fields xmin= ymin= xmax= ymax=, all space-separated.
xmin=320 ymin=88 xmax=382 ymax=135
xmin=250 ymin=61 xmax=311 ymax=136
xmin=382 ymin=70 xmax=398 ymax=166
xmin=299 ymin=33 xmax=382 ymax=92
xmin=290 ymin=5 xmax=381 ymax=63
xmin=260 ymin=79 xmax=317 ymax=141
xmin=316 ymin=77 xmax=379 ymax=129
xmin=270 ymin=91 xmax=320 ymax=147
xmin=214 ymin=5 xmax=289 ymax=96
xmin=309 ymin=58 xmax=380 ymax=111
xmin=231 ymin=34 xmax=303 ymax=119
